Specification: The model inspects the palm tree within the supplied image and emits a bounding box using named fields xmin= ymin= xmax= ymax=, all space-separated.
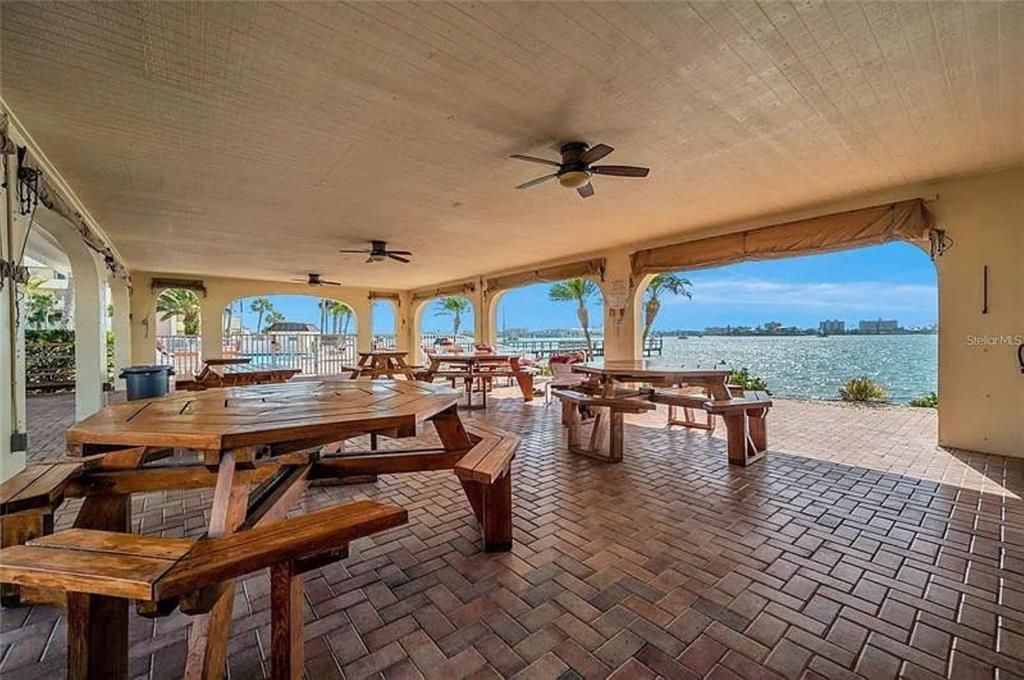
xmin=262 ymin=310 xmax=285 ymax=332
xmin=318 ymin=299 xmax=329 ymax=334
xmin=156 ymin=289 xmax=201 ymax=335
xmin=434 ymin=296 xmax=470 ymax=337
xmin=328 ymin=301 xmax=353 ymax=335
xmin=642 ymin=273 xmax=693 ymax=345
xmin=249 ymin=297 xmax=274 ymax=334
xmin=27 ymin=290 xmax=62 ymax=329
xmin=548 ymin=278 xmax=599 ymax=354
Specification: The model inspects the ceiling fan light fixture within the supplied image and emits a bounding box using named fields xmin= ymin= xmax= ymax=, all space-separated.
xmin=558 ymin=170 xmax=591 ymax=189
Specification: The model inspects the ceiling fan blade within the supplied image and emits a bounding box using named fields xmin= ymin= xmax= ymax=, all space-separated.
xmin=387 ymin=253 xmax=411 ymax=263
xmin=581 ymin=143 xmax=614 ymax=165
xmin=509 ymin=154 xmax=561 ymax=167
xmin=386 ymin=250 xmax=412 ymax=256
xmin=340 ymin=249 xmax=371 ymax=254
xmin=591 ymin=165 xmax=650 ymax=177
xmin=366 ymin=256 xmax=375 ymax=264
xmin=515 ymin=173 xmax=558 ymax=190
xmin=323 ymin=280 xmax=342 ymax=286
xmin=577 ymin=182 xmax=595 ymax=198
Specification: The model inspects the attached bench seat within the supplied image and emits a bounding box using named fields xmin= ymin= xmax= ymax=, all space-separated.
xmin=552 ymin=389 xmax=656 ymax=462
xmin=459 ymin=423 xmax=520 ymax=551
xmin=0 ymin=500 xmax=407 ymax=680
xmin=0 ymin=461 xmax=83 ymax=606
xmin=650 ymin=387 xmax=717 ymax=432
xmin=704 ymin=391 xmax=772 ymax=466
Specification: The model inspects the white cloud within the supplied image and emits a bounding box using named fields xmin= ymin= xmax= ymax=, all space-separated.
xmin=667 ymin=277 xmax=936 ymax=312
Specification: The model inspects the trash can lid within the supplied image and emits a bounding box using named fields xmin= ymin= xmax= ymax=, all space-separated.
xmin=119 ymin=365 xmax=176 ymax=376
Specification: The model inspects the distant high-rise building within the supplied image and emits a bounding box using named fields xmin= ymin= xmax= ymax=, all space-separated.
xmin=819 ymin=319 xmax=845 ymax=334
xmin=858 ymin=319 xmax=899 ymax=333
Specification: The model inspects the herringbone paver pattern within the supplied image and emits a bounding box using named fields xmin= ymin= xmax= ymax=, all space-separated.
xmin=3 ymin=390 xmax=1023 ymax=679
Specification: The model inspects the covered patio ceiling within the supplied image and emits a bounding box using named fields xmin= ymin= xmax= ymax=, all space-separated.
xmin=2 ymin=1 xmax=1022 ymax=288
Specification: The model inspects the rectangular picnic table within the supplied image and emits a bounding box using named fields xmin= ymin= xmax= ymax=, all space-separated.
xmin=0 ymin=379 xmax=518 ymax=679
xmin=556 ymin=361 xmax=771 ymax=465
xmin=419 ymin=353 xmax=535 ymax=408
xmin=349 ymin=350 xmax=419 ymax=380
xmin=178 ymin=359 xmax=301 ymax=389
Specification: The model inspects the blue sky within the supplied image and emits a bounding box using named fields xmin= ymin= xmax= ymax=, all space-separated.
xmin=232 ymin=242 xmax=937 ymax=334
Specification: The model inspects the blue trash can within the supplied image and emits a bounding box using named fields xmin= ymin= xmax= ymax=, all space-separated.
xmin=120 ymin=365 xmax=175 ymax=401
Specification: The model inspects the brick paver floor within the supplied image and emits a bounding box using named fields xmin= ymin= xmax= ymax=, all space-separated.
xmin=3 ymin=389 xmax=1023 ymax=679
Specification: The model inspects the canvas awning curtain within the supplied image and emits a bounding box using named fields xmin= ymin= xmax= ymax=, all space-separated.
xmin=630 ymin=199 xmax=934 ymax=277
xmin=410 ymin=280 xmax=476 ymax=303
xmin=483 ymin=258 xmax=605 ymax=296
xmin=368 ymin=291 xmax=401 ymax=302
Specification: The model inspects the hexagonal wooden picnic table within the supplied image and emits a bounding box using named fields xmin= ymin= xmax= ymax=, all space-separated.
xmin=46 ymin=378 xmax=518 ymax=679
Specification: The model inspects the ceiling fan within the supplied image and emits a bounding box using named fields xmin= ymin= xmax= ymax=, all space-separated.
xmin=510 ymin=142 xmax=650 ymax=198
xmin=339 ymin=240 xmax=413 ymax=264
xmin=291 ymin=272 xmax=341 ymax=287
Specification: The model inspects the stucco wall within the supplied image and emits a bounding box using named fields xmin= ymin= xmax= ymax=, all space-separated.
xmin=930 ymin=169 xmax=1023 ymax=456
xmin=129 ymin=271 xmax=391 ymax=365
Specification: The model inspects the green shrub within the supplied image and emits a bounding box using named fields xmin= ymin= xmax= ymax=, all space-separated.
xmin=909 ymin=391 xmax=938 ymax=408
xmin=25 ymin=332 xmax=75 ymax=388
xmin=728 ymin=368 xmax=770 ymax=395
xmin=839 ymin=377 xmax=888 ymax=403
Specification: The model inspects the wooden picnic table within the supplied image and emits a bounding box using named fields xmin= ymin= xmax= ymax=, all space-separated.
xmin=420 ymin=353 xmax=535 ymax=408
xmin=572 ymin=360 xmax=732 ymax=400
xmin=349 ymin=350 xmax=418 ymax=380
xmin=557 ymin=360 xmax=770 ymax=466
xmin=178 ymin=359 xmax=301 ymax=390
xmin=7 ymin=379 xmax=518 ymax=679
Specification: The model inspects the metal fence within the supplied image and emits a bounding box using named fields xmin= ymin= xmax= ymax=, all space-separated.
xmin=159 ymin=333 xmax=357 ymax=378
xmin=372 ymin=335 xmax=397 ymax=351
xmin=498 ymin=337 xmax=663 ymax=359
xmin=225 ymin=332 xmax=356 ymax=376
xmin=156 ymin=334 xmax=203 ymax=377
xmin=421 ymin=332 xmax=476 ymax=353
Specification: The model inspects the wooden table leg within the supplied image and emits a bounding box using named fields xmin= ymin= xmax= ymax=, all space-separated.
xmin=68 ymin=591 xmax=129 ymax=680
xmin=270 ymin=560 xmax=303 ymax=680
xmin=0 ymin=512 xmax=53 ymax=606
xmin=184 ymin=450 xmax=251 ymax=680
xmin=479 ymin=471 xmax=512 ymax=552
xmin=67 ymin=492 xmax=131 ymax=679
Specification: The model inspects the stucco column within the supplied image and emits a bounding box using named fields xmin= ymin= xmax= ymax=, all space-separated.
xmin=350 ymin=296 xmax=373 ymax=353
xmin=199 ymin=294 xmax=225 ymax=361
xmin=1 ymin=186 xmax=28 ymax=481
xmin=35 ymin=209 xmax=106 ymax=419
xmin=394 ymin=293 xmax=415 ymax=354
xmin=600 ymin=248 xmax=639 ymax=361
xmin=109 ymin=278 xmax=132 ymax=389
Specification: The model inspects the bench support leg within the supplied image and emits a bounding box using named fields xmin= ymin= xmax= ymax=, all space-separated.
xmin=0 ymin=512 xmax=53 ymax=606
xmin=460 ymin=473 xmax=512 ymax=552
xmin=271 ymin=560 xmax=304 ymax=680
xmin=67 ymin=592 xmax=128 ymax=680
xmin=722 ymin=412 xmax=767 ymax=466
xmin=514 ymin=372 xmax=534 ymax=402
xmin=185 ymin=451 xmax=251 ymax=680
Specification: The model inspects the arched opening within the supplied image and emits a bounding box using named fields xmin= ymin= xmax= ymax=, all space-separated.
xmin=223 ymin=294 xmax=358 ymax=376
xmin=154 ymin=288 xmax=203 ymax=377
xmin=493 ymin=278 xmax=605 ymax=360
xmin=416 ymin=295 xmax=475 ymax=356
xmin=371 ymin=299 xmax=398 ymax=350
xmin=632 ymin=241 xmax=938 ymax=405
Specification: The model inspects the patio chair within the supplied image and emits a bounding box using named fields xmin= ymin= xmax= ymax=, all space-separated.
xmin=545 ymin=351 xmax=588 ymax=404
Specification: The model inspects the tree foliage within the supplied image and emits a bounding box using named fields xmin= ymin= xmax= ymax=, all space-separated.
xmin=157 ymin=289 xmax=201 ymax=335
xmin=642 ymin=273 xmax=692 ymax=345
xmin=434 ymin=296 xmax=471 ymax=336
xmin=547 ymin=278 xmax=599 ymax=354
